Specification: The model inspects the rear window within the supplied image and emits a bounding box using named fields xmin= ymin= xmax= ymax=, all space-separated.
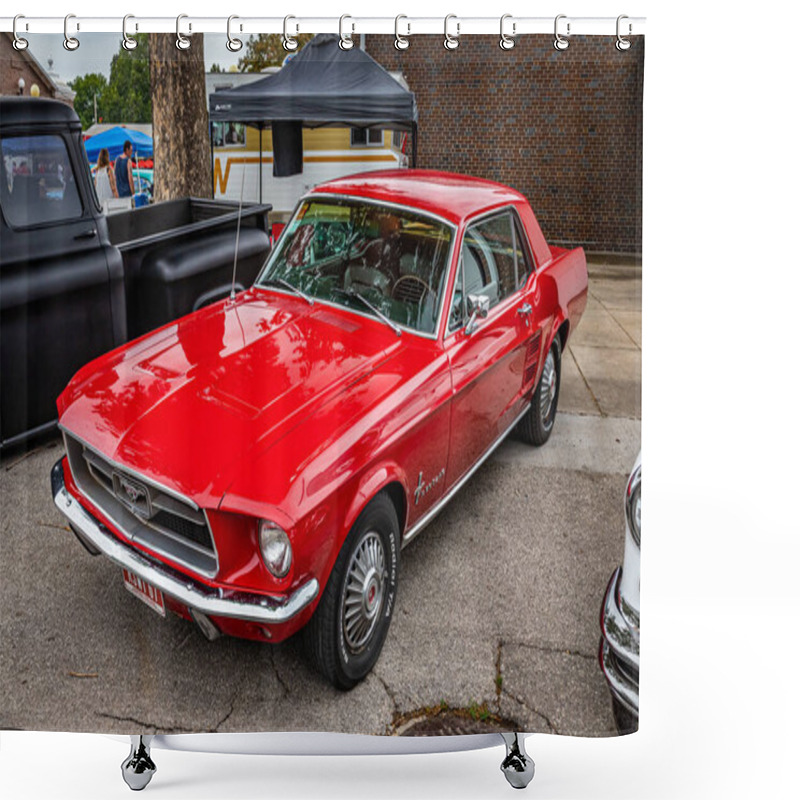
xmin=1 ymin=134 xmax=83 ymax=228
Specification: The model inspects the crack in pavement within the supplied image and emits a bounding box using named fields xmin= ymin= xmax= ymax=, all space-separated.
xmin=270 ymin=649 xmax=291 ymax=697
xmin=373 ymin=672 xmax=400 ymax=733
xmin=213 ymin=700 xmax=236 ymax=732
xmin=495 ymin=640 xmax=504 ymax=711
xmin=96 ymin=712 xmax=195 ymax=734
xmin=504 ymin=639 xmax=597 ymax=662
xmin=501 ymin=690 xmax=560 ymax=735
xmin=567 ymin=346 xmax=605 ymax=416
xmin=588 ymin=290 xmax=641 ymax=350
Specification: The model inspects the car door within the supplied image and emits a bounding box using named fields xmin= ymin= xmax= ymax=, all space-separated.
xmin=443 ymin=210 xmax=534 ymax=485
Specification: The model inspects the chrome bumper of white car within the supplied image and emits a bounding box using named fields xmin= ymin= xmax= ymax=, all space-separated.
xmin=51 ymin=460 xmax=319 ymax=626
xmin=599 ymin=566 xmax=640 ymax=716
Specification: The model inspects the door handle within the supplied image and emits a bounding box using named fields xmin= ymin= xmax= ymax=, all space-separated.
xmin=74 ymin=228 xmax=97 ymax=240
xmin=517 ymin=303 xmax=533 ymax=327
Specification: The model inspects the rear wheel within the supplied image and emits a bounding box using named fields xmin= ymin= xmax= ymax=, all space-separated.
xmin=517 ymin=336 xmax=561 ymax=446
xmin=303 ymin=493 xmax=399 ymax=690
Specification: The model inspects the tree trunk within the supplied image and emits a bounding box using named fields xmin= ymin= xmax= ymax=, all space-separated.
xmin=149 ymin=33 xmax=212 ymax=201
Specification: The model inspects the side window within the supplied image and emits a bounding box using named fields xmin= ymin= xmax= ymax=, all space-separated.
xmin=513 ymin=216 xmax=534 ymax=288
xmin=1 ymin=134 xmax=83 ymax=228
xmin=462 ymin=213 xmax=517 ymax=304
xmin=448 ymin=257 xmax=466 ymax=331
xmin=448 ymin=210 xmax=536 ymax=333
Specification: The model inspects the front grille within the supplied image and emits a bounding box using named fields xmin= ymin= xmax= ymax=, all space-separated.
xmin=150 ymin=509 xmax=213 ymax=550
xmin=609 ymin=648 xmax=640 ymax=687
xmin=64 ymin=432 xmax=218 ymax=577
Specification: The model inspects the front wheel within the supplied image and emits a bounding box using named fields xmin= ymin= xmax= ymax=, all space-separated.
xmin=303 ymin=493 xmax=399 ymax=690
xmin=517 ymin=336 xmax=561 ymax=446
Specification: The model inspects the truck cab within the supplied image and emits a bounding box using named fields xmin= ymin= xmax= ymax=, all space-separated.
xmin=1 ymin=97 xmax=271 ymax=450
xmin=1 ymin=97 xmax=126 ymax=448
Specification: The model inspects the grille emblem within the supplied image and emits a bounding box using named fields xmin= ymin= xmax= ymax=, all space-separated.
xmin=112 ymin=472 xmax=152 ymax=519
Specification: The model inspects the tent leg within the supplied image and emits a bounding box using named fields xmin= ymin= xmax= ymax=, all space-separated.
xmin=210 ymin=122 xmax=215 ymax=198
xmin=259 ymin=123 xmax=263 ymax=205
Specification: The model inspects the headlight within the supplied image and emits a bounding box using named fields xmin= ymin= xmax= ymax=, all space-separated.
xmin=258 ymin=520 xmax=292 ymax=578
xmin=625 ymin=464 xmax=641 ymax=547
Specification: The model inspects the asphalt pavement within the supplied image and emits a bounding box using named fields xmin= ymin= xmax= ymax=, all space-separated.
xmin=0 ymin=260 xmax=641 ymax=738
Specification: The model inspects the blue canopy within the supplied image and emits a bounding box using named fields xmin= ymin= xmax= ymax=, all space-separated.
xmin=83 ymin=127 xmax=153 ymax=162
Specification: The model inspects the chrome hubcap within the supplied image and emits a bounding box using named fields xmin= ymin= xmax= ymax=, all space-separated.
xmin=342 ymin=532 xmax=387 ymax=654
xmin=539 ymin=351 xmax=557 ymax=423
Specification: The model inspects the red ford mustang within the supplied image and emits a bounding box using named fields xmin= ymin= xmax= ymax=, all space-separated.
xmin=51 ymin=170 xmax=588 ymax=689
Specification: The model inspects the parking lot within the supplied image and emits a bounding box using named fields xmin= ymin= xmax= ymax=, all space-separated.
xmin=0 ymin=260 xmax=640 ymax=738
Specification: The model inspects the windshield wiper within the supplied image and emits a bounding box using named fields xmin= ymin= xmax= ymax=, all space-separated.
xmin=260 ymin=277 xmax=314 ymax=305
xmin=332 ymin=288 xmax=402 ymax=336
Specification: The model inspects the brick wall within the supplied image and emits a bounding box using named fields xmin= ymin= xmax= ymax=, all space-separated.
xmin=367 ymin=35 xmax=644 ymax=254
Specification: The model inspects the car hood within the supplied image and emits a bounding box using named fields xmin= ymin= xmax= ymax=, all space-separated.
xmin=59 ymin=290 xmax=401 ymax=508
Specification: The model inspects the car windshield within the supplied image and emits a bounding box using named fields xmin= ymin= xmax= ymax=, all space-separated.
xmin=256 ymin=196 xmax=454 ymax=335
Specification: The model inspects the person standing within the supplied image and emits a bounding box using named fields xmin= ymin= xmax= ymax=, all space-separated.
xmin=114 ymin=140 xmax=135 ymax=199
xmin=94 ymin=148 xmax=118 ymax=202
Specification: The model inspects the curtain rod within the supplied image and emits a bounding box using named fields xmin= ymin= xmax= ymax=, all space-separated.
xmin=2 ymin=15 xmax=646 ymax=38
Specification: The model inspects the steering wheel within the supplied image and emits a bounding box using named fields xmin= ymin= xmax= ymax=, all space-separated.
xmin=391 ymin=274 xmax=433 ymax=304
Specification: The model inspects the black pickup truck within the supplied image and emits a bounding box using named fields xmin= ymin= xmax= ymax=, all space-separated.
xmin=1 ymin=97 xmax=272 ymax=449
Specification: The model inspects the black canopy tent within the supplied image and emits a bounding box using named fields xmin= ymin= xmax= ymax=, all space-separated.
xmin=209 ymin=35 xmax=419 ymax=203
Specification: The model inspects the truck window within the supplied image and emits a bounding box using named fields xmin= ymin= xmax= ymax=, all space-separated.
xmin=1 ymin=134 xmax=83 ymax=228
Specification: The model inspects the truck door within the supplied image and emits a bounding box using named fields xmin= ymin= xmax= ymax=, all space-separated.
xmin=0 ymin=130 xmax=121 ymax=447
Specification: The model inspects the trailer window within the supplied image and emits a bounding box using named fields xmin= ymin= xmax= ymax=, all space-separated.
xmin=351 ymin=129 xmax=384 ymax=147
xmin=1 ymin=134 xmax=83 ymax=228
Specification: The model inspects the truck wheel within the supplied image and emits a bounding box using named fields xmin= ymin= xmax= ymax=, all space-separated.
xmin=304 ymin=493 xmax=399 ymax=690
xmin=517 ymin=336 xmax=561 ymax=446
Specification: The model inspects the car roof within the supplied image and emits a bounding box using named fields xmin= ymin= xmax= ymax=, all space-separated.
xmin=310 ymin=169 xmax=528 ymax=225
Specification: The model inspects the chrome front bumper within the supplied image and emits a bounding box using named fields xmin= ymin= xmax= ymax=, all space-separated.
xmin=599 ymin=566 xmax=640 ymax=716
xmin=50 ymin=460 xmax=319 ymax=626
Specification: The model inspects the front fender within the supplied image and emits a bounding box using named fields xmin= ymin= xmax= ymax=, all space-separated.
xmin=344 ymin=462 xmax=410 ymax=540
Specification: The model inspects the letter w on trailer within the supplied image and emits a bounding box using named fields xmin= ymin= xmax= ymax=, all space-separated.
xmin=208 ymin=35 xmax=419 ymax=218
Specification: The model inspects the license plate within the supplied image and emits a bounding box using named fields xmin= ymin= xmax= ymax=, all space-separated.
xmin=123 ymin=569 xmax=165 ymax=617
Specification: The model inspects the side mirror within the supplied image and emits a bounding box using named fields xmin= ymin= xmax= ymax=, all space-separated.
xmin=465 ymin=294 xmax=490 ymax=335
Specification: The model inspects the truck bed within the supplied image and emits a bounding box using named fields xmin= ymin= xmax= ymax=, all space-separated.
xmin=106 ymin=197 xmax=269 ymax=250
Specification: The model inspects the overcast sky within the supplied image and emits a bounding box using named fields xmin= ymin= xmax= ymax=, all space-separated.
xmin=27 ymin=33 xmax=242 ymax=84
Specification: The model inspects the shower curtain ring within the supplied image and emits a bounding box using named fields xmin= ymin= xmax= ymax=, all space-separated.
xmin=13 ymin=15 xmax=29 ymax=51
xmin=554 ymin=14 xmax=570 ymax=51
xmin=283 ymin=16 xmax=299 ymax=51
xmin=63 ymin=14 xmax=80 ymax=51
xmin=395 ymin=15 xmax=410 ymax=50
xmin=227 ymin=15 xmax=243 ymax=52
xmin=444 ymin=14 xmax=460 ymax=50
xmin=499 ymin=14 xmax=516 ymax=50
xmin=176 ymin=14 xmax=191 ymax=50
xmin=616 ymin=15 xmax=632 ymax=51
xmin=339 ymin=15 xmax=354 ymax=50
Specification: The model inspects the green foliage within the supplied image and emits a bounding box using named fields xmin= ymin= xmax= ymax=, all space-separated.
xmin=68 ymin=72 xmax=107 ymax=129
xmin=103 ymin=34 xmax=152 ymax=124
xmin=237 ymin=34 xmax=314 ymax=72
xmin=209 ymin=63 xmax=223 ymax=73
xmin=70 ymin=34 xmax=152 ymax=128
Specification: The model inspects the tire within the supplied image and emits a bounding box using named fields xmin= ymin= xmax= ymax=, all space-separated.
xmin=303 ymin=493 xmax=400 ymax=690
xmin=517 ymin=335 xmax=562 ymax=446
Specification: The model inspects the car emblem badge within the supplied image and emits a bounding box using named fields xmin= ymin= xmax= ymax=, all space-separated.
xmin=414 ymin=468 xmax=445 ymax=505
xmin=113 ymin=472 xmax=152 ymax=519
